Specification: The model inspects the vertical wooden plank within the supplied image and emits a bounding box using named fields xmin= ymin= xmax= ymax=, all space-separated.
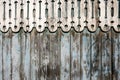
xmin=57 ymin=29 xmax=61 ymax=80
xmin=101 ymin=31 xmax=112 ymax=80
xmin=2 ymin=30 xmax=12 ymax=80
xmin=19 ymin=29 xmax=26 ymax=80
xmin=30 ymin=29 xmax=40 ymax=80
xmin=30 ymin=29 xmax=35 ymax=80
xmin=91 ymin=29 xmax=102 ymax=80
xmin=38 ymin=30 xmax=44 ymax=80
xmin=48 ymin=29 xmax=61 ymax=80
xmin=38 ymin=31 xmax=44 ymax=80
xmin=34 ymin=30 xmax=40 ymax=80
xmin=29 ymin=29 xmax=35 ymax=80
xmin=0 ymin=1 xmax=3 ymax=78
xmin=60 ymin=29 xmax=70 ymax=80
xmin=70 ymin=29 xmax=80 ymax=80
xmin=112 ymin=30 xmax=120 ymax=80
xmin=12 ymin=31 xmax=21 ymax=80
xmin=24 ymin=32 xmax=31 ymax=80
xmin=40 ymin=28 xmax=50 ymax=80
xmin=0 ymin=32 xmax=2 ymax=80
xmin=80 ymin=29 xmax=91 ymax=80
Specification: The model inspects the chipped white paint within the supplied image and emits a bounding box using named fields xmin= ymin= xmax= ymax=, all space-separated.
xmin=0 ymin=0 xmax=119 ymax=32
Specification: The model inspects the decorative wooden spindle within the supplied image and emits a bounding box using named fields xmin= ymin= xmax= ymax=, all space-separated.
xmin=0 ymin=0 xmax=119 ymax=32
xmin=60 ymin=0 xmax=71 ymax=32
xmin=36 ymin=0 xmax=45 ymax=32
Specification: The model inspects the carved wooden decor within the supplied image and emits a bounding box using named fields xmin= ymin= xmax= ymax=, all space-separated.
xmin=0 ymin=0 xmax=120 ymax=80
xmin=0 ymin=0 xmax=120 ymax=32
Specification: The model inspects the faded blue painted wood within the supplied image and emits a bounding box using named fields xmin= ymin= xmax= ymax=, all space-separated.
xmin=61 ymin=30 xmax=71 ymax=80
xmin=112 ymin=29 xmax=120 ymax=80
xmin=24 ymin=32 xmax=31 ymax=80
xmin=11 ymin=30 xmax=21 ymax=80
xmin=2 ymin=30 xmax=11 ymax=80
xmin=101 ymin=30 xmax=112 ymax=80
xmin=70 ymin=29 xmax=80 ymax=80
xmin=91 ymin=29 xmax=101 ymax=80
xmin=19 ymin=29 xmax=26 ymax=80
xmin=81 ymin=29 xmax=91 ymax=80
xmin=0 ymin=29 xmax=119 ymax=80
xmin=28 ymin=29 xmax=44 ymax=80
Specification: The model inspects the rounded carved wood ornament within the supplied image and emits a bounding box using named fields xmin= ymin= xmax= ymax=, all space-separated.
xmin=0 ymin=0 xmax=120 ymax=32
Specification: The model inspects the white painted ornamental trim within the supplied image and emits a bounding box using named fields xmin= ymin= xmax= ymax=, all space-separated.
xmin=0 ymin=0 xmax=120 ymax=32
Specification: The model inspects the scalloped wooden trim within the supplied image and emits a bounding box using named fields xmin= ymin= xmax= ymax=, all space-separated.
xmin=0 ymin=0 xmax=120 ymax=32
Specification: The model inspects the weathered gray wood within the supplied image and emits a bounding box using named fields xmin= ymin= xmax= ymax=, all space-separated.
xmin=80 ymin=29 xmax=91 ymax=80
xmin=112 ymin=30 xmax=120 ymax=80
xmin=38 ymin=30 xmax=44 ymax=80
xmin=101 ymin=31 xmax=112 ymax=80
xmin=33 ymin=29 xmax=40 ymax=80
xmin=11 ymin=30 xmax=21 ymax=80
xmin=0 ymin=28 xmax=120 ymax=80
xmin=23 ymin=32 xmax=31 ymax=80
xmin=61 ymin=30 xmax=71 ymax=80
xmin=40 ymin=28 xmax=50 ymax=80
xmin=0 ymin=31 xmax=2 ymax=80
xmin=2 ymin=30 xmax=12 ymax=80
xmin=57 ymin=29 xmax=61 ymax=80
xmin=30 ymin=29 xmax=40 ymax=80
xmin=70 ymin=29 xmax=80 ymax=80
xmin=19 ymin=29 xmax=27 ymax=80
xmin=49 ymin=29 xmax=61 ymax=80
xmin=91 ymin=29 xmax=101 ymax=80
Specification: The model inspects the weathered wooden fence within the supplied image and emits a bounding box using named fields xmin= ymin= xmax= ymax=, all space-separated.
xmin=0 ymin=0 xmax=120 ymax=80
xmin=0 ymin=28 xmax=120 ymax=80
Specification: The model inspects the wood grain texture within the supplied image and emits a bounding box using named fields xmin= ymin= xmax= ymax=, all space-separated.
xmin=70 ymin=29 xmax=80 ymax=80
xmin=101 ymin=30 xmax=112 ymax=80
xmin=40 ymin=28 xmax=50 ymax=80
xmin=61 ymin=29 xmax=71 ymax=80
xmin=49 ymin=29 xmax=61 ymax=80
xmin=80 ymin=29 xmax=91 ymax=80
xmin=11 ymin=30 xmax=21 ymax=80
xmin=24 ymin=32 xmax=31 ymax=80
xmin=112 ymin=29 xmax=120 ymax=80
xmin=0 ymin=0 xmax=120 ymax=79
xmin=0 ymin=31 xmax=2 ymax=80
xmin=0 ymin=29 xmax=119 ymax=80
xmin=2 ymin=30 xmax=11 ymax=80
xmin=30 ymin=29 xmax=41 ymax=80
xmin=90 ymin=29 xmax=101 ymax=80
